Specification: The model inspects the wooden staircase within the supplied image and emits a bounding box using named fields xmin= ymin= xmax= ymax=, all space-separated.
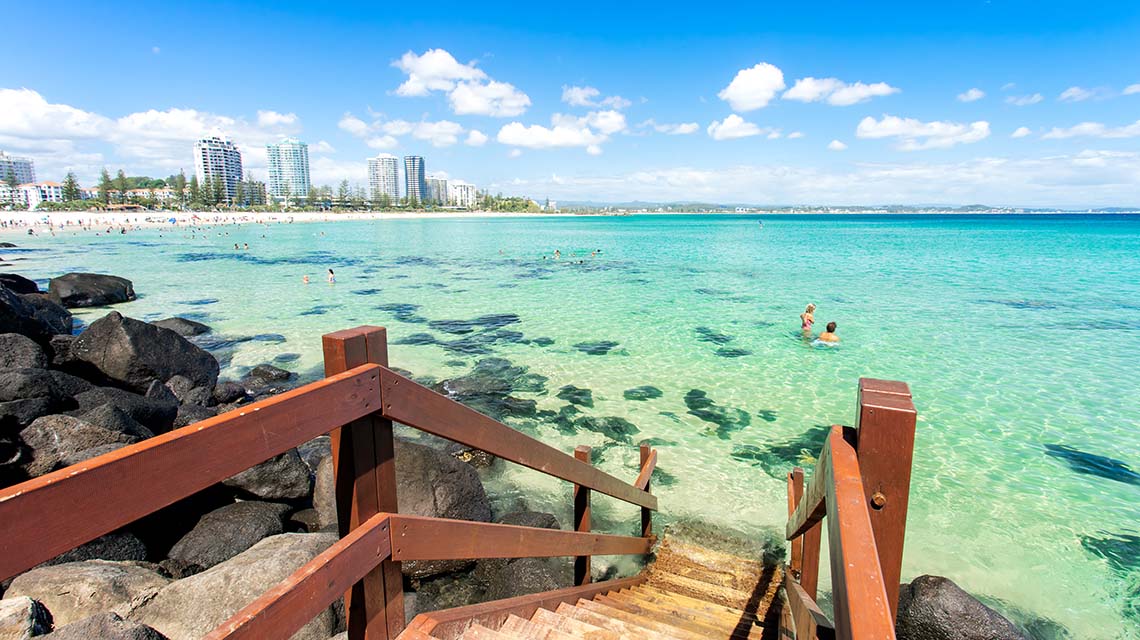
xmin=403 ymin=532 xmax=783 ymax=640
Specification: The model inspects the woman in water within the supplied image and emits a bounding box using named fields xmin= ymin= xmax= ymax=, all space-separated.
xmin=327 ymin=269 xmax=335 ymax=284
xmin=800 ymin=303 xmax=816 ymax=334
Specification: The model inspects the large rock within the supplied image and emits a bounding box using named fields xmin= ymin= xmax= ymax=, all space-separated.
xmin=0 ymin=334 xmax=47 ymax=369
xmin=0 ymin=274 xmax=38 ymax=294
xmin=73 ymin=386 xmax=178 ymax=434
xmin=71 ymin=312 xmax=219 ymax=394
xmin=173 ymin=403 xmax=216 ymax=429
xmin=48 ymin=273 xmax=135 ymax=308
xmin=46 ymin=369 xmax=92 ymax=397
xmin=167 ymin=501 xmax=290 ymax=571
xmin=20 ymin=294 xmax=73 ymax=336
xmin=224 ymin=450 xmax=311 ymax=500
xmin=40 ymin=612 xmax=168 ymax=640
xmin=0 ymin=368 xmax=71 ymax=430
xmin=128 ymin=533 xmax=339 ymax=640
xmin=212 ymin=381 xmax=247 ymax=405
xmin=314 ymin=438 xmax=491 ymax=578
xmin=39 ymin=532 xmax=149 ymax=569
xmin=151 ymin=317 xmax=210 ymax=337
xmin=0 ymin=596 xmax=52 ymax=638
xmin=5 ymin=560 xmax=170 ymax=627
xmin=896 ymin=575 xmax=1029 ymax=640
xmin=78 ymin=403 xmax=154 ymax=440
xmin=19 ymin=414 xmax=143 ymax=476
xmin=0 ymin=287 xmax=67 ymax=343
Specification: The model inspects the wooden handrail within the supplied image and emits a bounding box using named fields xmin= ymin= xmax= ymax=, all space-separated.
xmin=387 ymin=514 xmax=654 ymax=560
xmin=0 ymin=364 xmax=381 ymax=581
xmin=633 ymin=447 xmax=657 ymax=491
xmin=783 ymin=571 xmax=835 ymax=640
xmin=378 ymin=366 xmax=657 ymax=511
xmin=205 ymin=513 xmax=393 ymax=640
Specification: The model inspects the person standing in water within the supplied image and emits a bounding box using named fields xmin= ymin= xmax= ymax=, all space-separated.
xmin=327 ymin=269 xmax=335 ymax=284
xmin=800 ymin=303 xmax=816 ymax=334
xmin=818 ymin=321 xmax=840 ymax=343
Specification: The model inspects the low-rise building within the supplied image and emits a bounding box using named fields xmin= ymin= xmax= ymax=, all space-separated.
xmin=17 ymin=182 xmax=64 ymax=209
xmin=448 ymin=181 xmax=477 ymax=209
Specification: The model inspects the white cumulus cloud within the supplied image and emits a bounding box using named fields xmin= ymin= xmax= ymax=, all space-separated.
xmin=1041 ymin=120 xmax=1140 ymax=139
xmin=496 ymin=118 xmax=607 ymax=151
xmin=783 ymin=77 xmax=899 ymax=106
xmin=465 ymin=129 xmax=488 ymax=146
xmin=828 ymin=139 xmax=847 ymax=151
xmin=1059 ymin=86 xmax=1094 ymax=102
xmin=707 ymin=114 xmax=769 ymax=140
xmin=256 ymin=110 xmax=298 ymax=127
xmin=449 ymin=80 xmax=531 ymax=117
xmin=392 ymin=49 xmax=530 ymax=117
xmin=312 ymin=140 xmax=336 ymax=153
xmin=718 ymin=63 xmax=786 ymax=112
xmin=1006 ymin=94 xmax=1044 ymax=106
xmin=957 ymin=88 xmax=985 ymax=102
xmin=561 ymin=85 xmax=631 ymax=110
xmin=856 ymin=114 xmax=991 ymax=150
xmin=639 ymin=119 xmax=699 ymax=135
xmin=1011 ymin=127 xmax=1032 ymax=139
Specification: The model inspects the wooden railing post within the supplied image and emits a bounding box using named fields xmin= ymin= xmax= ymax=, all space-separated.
xmin=639 ymin=444 xmax=653 ymax=539
xmin=573 ymin=445 xmax=592 ymax=585
xmin=323 ymin=327 xmax=404 ymax=640
xmin=786 ymin=468 xmax=805 ymax=578
xmin=854 ymin=378 xmax=917 ymax=623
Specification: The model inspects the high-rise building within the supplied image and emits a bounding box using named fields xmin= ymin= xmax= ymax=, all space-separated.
xmin=0 ymin=151 xmax=36 ymax=185
xmin=193 ymin=137 xmax=244 ymax=202
xmin=448 ymin=181 xmax=478 ymax=209
xmin=266 ymin=138 xmax=310 ymax=201
xmin=426 ymin=176 xmax=448 ymax=206
xmin=368 ymin=154 xmax=400 ymax=202
xmin=403 ymin=155 xmax=426 ymax=204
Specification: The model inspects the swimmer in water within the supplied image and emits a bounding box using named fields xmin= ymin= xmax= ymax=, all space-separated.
xmin=818 ymin=321 xmax=839 ymax=343
xmin=800 ymin=303 xmax=816 ymax=334
xmin=327 ymin=269 xmax=335 ymax=284
xmin=303 ymin=275 xmax=310 ymax=284
xmin=553 ymin=249 xmax=561 ymax=260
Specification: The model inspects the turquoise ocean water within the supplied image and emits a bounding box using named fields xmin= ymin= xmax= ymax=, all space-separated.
xmin=5 ymin=214 xmax=1139 ymax=637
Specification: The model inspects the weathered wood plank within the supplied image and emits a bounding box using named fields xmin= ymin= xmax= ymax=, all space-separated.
xmin=378 ymin=367 xmax=657 ymax=510
xmin=633 ymin=448 xmax=657 ymax=491
xmin=783 ymin=570 xmax=835 ymax=640
xmin=785 ymin=437 xmax=832 ymax=541
xmin=573 ymin=445 xmax=592 ymax=586
xmin=0 ymin=364 xmax=380 ymax=581
xmin=205 ymin=514 xmax=392 ymax=640
xmin=388 ymin=515 xmax=653 ymax=560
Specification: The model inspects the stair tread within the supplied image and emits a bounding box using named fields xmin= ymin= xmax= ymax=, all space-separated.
xmin=575 ymin=598 xmax=708 ymax=640
xmin=499 ymin=613 xmax=576 ymax=640
xmin=646 ymin=566 xmax=782 ymax=613
xmin=529 ymin=608 xmax=621 ymax=640
xmin=596 ymin=592 xmax=750 ymax=639
xmin=461 ymin=623 xmax=516 ymax=640
xmin=631 ymin=585 xmax=760 ymax=622
xmin=616 ymin=589 xmax=756 ymax=628
xmin=554 ymin=603 xmax=664 ymax=640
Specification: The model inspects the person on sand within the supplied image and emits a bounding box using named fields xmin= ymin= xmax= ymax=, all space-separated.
xmin=800 ymin=303 xmax=816 ymax=334
xmin=818 ymin=322 xmax=839 ymax=343
xmin=327 ymin=269 xmax=335 ymax=284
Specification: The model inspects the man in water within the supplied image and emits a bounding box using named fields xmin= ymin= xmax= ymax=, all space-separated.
xmin=818 ymin=321 xmax=840 ymax=343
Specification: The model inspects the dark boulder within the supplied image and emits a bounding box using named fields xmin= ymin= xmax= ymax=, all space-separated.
xmin=20 ymin=293 xmax=74 ymax=336
xmin=48 ymin=334 xmax=79 ymax=369
xmin=182 ymin=386 xmax=216 ymax=408
xmin=40 ymin=612 xmax=169 ymax=640
xmin=71 ymin=312 xmax=219 ymax=393
xmin=48 ymin=273 xmax=136 ymax=308
xmin=167 ymin=501 xmax=290 ymax=571
xmin=73 ymin=386 xmax=177 ymax=434
xmin=223 ymin=449 xmax=311 ymax=500
xmin=896 ymin=575 xmax=1029 ymax=640
xmin=39 ymin=531 xmax=149 ymax=569
xmin=48 ymin=369 xmax=93 ymax=397
xmin=245 ymin=364 xmax=292 ymax=384
xmin=0 ymin=273 xmax=38 ymax=294
xmin=163 ymin=375 xmax=194 ymax=402
xmin=151 ymin=317 xmax=211 ymax=337
xmin=1 ymin=286 xmax=66 ymax=343
xmin=78 ymin=403 xmax=155 ymax=440
xmin=0 ymin=368 xmax=71 ymax=429
xmin=212 ymin=381 xmax=247 ymax=405
xmin=0 ymin=333 xmax=48 ymax=368
xmin=63 ymin=442 xmax=130 ymax=465
xmin=174 ymin=403 xmax=217 ymax=428
xmin=20 ymin=414 xmax=143 ymax=476
xmin=297 ymin=435 xmax=331 ymax=474
xmin=556 ymin=385 xmax=594 ymax=408
xmin=624 ymin=385 xmax=664 ymax=401
xmin=0 ymin=242 xmax=16 ymax=248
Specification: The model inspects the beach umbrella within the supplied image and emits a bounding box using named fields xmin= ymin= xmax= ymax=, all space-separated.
xmin=168 ymin=217 xmax=177 ymax=224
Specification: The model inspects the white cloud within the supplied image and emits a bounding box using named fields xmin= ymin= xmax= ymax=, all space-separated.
xmin=0 ymin=88 xmax=111 ymax=141
xmin=338 ymin=114 xmax=370 ymax=137
xmin=409 ymin=120 xmax=464 ymax=147
xmin=586 ymin=144 xmax=603 ymax=156
xmin=707 ymin=114 xmax=768 ymax=140
xmin=957 ymin=88 xmax=985 ymax=102
xmin=508 ymin=148 xmax=522 ymax=158
xmin=561 ymin=85 xmax=631 ymax=110
xmin=465 ymin=129 xmax=488 ymax=146
xmin=310 ymin=156 xmax=367 ymax=185
xmin=366 ymin=135 xmax=398 ymax=149
xmin=1011 ymin=127 xmax=1032 ymax=139
xmin=783 ymin=77 xmax=900 ymax=106
xmin=1125 ymin=84 xmax=1140 ymax=96
xmin=392 ymin=48 xmax=530 ymax=117
xmin=1006 ymin=94 xmax=1043 ymax=106
xmin=1058 ymin=86 xmax=1094 ymax=102
xmin=1041 ymin=120 xmax=1140 ymax=139
xmin=256 ymin=110 xmax=298 ymax=127
xmin=787 ymin=131 xmax=805 ymax=139
xmin=496 ymin=118 xmax=607 ymax=150
xmin=828 ymin=139 xmax=847 ymax=151
xmin=856 ymin=114 xmax=991 ymax=150
xmin=718 ymin=63 xmax=786 ymax=112
xmin=583 ymin=110 xmax=627 ymax=135
xmin=639 ymin=119 xmax=699 ymax=135
xmin=449 ymin=80 xmax=531 ymax=117
xmin=312 ymin=140 xmax=335 ymax=153
xmin=340 ymin=113 xmax=467 ymax=148
xmin=1001 ymin=82 xmax=1017 ymax=91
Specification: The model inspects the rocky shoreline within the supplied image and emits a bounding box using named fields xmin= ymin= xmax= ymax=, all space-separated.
xmin=0 ymin=266 xmax=1041 ymax=639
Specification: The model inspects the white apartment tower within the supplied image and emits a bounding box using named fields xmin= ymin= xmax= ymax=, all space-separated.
xmin=403 ymin=155 xmax=426 ymax=204
xmin=0 ymin=151 xmax=36 ymax=185
xmin=426 ymin=176 xmax=448 ymax=205
xmin=266 ymin=138 xmax=310 ymax=201
xmin=448 ymin=181 xmax=478 ymax=209
xmin=368 ymin=154 xmax=400 ymax=201
xmin=193 ymin=136 xmax=244 ymax=202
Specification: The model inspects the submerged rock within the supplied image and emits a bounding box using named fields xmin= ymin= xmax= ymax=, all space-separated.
xmin=624 ymin=385 xmax=663 ymax=401
xmin=1044 ymin=444 xmax=1140 ymax=486
xmin=694 ymin=326 xmax=734 ymax=345
xmin=6 ymin=560 xmax=170 ymax=627
xmin=72 ymin=312 xmax=219 ymax=393
xmin=556 ymin=385 xmax=594 ymax=408
xmin=48 ymin=273 xmax=136 ymax=308
xmin=896 ymin=575 xmax=1029 ymax=640
xmin=730 ymin=425 xmax=829 ymax=479
xmin=572 ymin=340 xmax=620 ymax=355
xmin=435 ymin=358 xmax=546 ymax=421
xmin=684 ymin=389 xmax=751 ymax=439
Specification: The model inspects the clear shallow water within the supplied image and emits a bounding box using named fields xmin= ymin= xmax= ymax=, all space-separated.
xmin=5 ymin=214 xmax=1139 ymax=638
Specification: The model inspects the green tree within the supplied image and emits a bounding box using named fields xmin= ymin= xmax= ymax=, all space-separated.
xmin=114 ymin=170 xmax=130 ymax=203
xmin=61 ymin=172 xmax=81 ymax=202
xmin=379 ymin=193 xmax=391 ymax=210
xmin=212 ymin=175 xmax=226 ymax=205
xmin=336 ymin=180 xmax=350 ymax=208
xmin=171 ymin=170 xmax=188 ymax=209
xmin=98 ymin=168 xmax=113 ymax=205
xmin=281 ymin=182 xmax=291 ymax=209
xmin=234 ymin=181 xmax=245 ymax=208
xmin=306 ymin=187 xmax=319 ymax=209
xmin=188 ymin=174 xmax=201 ymax=207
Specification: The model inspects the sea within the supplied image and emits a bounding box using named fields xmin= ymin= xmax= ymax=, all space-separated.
xmin=5 ymin=213 xmax=1139 ymax=638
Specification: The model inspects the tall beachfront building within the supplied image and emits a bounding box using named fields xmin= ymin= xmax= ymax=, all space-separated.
xmin=403 ymin=155 xmax=426 ymax=204
xmin=426 ymin=176 xmax=448 ymax=206
xmin=193 ymin=136 xmax=244 ymax=202
xmin=367 ymin=154 xmax=400 ymax=201
xmin=448 ymin=181 xmax=478 ymax=209
xmin=0 ymin=151 xmax=36 ymax=184
xmin=266 ymin=138 xmax=310 ymax=201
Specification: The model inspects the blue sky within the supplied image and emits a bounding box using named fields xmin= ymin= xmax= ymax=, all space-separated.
xmin=3 ymin=0 xmax=1139 ymax=205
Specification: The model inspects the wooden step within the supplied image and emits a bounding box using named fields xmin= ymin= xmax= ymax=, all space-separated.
xmin=460 ymin=623 xmax=516 ymax=640
xmin=595 ymin=592 xmax=750 ymax=639
xmin=529 ymin=608 xmax=620 ymax=640
xmin=616 ymin=589 xmax=765 ymax=639
xmin=647 ymin=565 xmax=782 ymax=613
xmin=554 ymin=602 xmax=664 ymax=640
xmin=574 ymin=598 xmax=708 ymax=640
xmin=652 ymin=538 xmax=770 ymax=593
xmin=498 ymin=613 xmax=576 ymax=640
xmin=631 ymin=585 xmax=761 ymax=625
